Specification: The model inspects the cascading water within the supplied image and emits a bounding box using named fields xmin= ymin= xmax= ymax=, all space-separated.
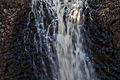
xmin=29 ymin=0 xmax=97 ymax=80
xmin=29 ymin=0 xmax=58 ymax=80
xmin=55 ymin=0 xmax=97 ymax=80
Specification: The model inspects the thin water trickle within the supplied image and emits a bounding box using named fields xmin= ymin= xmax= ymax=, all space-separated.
xmin=30 ymin=0 xmax=97 ymax=80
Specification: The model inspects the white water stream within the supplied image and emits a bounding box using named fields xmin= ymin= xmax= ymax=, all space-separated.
xmin=30 ymin=0 xmax=97 ymax=80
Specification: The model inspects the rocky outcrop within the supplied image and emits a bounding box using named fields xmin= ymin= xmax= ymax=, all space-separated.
xmin=84 ymin=0 xmax=120 ymax=80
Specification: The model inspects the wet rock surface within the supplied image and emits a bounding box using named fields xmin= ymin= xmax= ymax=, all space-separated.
xmin=83 ymin=0 xmax=120 ymax=80
xmin=0 ymin=0 xmax=58 ymax=80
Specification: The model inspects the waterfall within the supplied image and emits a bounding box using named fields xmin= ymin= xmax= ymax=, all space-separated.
xmin=55 ymin=0 xmax=97 ymax=80
xmin=29 ymin=0 xmax=58 ymax=80
xmin=29 ymin=0 xmax=97 ymax=80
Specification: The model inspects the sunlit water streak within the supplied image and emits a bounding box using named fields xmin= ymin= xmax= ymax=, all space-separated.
xmin=29 ymin=0 xmax=97 ymax=80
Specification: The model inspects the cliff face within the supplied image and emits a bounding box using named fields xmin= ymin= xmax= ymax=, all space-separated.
xmin=84 ymin=0 xmax=120 ymax=80
xmin=0 ymin=0 xmax=120 ymax=80
xmin=0 ymin=0 xmax=29 ymax=79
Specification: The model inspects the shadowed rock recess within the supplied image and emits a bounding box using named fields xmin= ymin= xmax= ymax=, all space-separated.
xmin=0 ymin=0 xmax=120 ymax=80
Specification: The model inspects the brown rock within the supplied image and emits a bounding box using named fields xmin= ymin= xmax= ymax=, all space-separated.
xmin=85 ymin=0 xmax=120 ymax=80
xmin=0 ymin=22 xmax=2 ymax=25
xmin=0 ymin=29 xmax=4 ymax=33
xmin=0 ymin=0 xmax=29 ymax=79
xmin=3 ymin=9 xmax=8 ymax=13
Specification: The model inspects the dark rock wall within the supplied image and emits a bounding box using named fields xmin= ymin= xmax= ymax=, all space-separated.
xmin=84 ymin=0 xmax=120 ymax=80
xmin=0 ymin=0 xmax=58 ymax=80
xmin=0 ymin=0 xmax=30 ymax=79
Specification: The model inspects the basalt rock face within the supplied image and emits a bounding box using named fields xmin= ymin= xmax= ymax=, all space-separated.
xmin=0 ymin=0 xmax=30 ymax=79
xmin=84 ymin=0 xmax=120 ymax=80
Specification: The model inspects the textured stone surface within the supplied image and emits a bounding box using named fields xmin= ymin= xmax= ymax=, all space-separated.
xmin=83 ymin=0 xmax=120 ymax=80
xmin=0 ymin=0 xmax=58 ymax=80
xmin=0 ymin=0 xmax=29 ymax=79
